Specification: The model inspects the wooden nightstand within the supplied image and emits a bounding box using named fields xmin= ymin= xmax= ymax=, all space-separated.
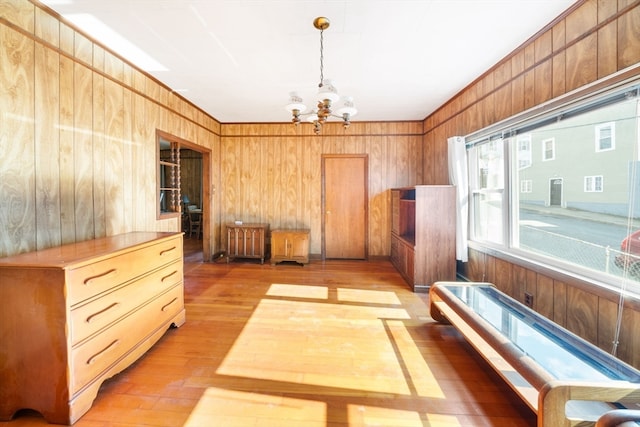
xmin=271 ymin=229 xmax=310 ymax=265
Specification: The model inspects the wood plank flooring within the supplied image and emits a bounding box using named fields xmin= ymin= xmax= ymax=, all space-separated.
xmin=1 ymin=240 xmax=535 ymax=426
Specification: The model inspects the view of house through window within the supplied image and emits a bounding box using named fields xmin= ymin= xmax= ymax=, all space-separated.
xmin=469 ymin=83 xmax=640 ymax=292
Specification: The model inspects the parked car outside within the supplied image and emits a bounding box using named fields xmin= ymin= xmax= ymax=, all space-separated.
xmin=615 ymin=229 xmax=640 ymax=276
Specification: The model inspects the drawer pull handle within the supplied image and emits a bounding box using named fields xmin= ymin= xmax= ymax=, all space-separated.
xmin=161 ymin=297 xmax=178 ymax=312
xmin=87 ymin=339 xmax=119 ymax=365
xmin=84 ymin=268 xmax=117 ymax=285
xmin=86 ymin=302 xmax=120 ymax=324
xmin=160 ymin=247 xmax=177 ymax=256
xmin=161 ymin=270 xmax=178 ymax=282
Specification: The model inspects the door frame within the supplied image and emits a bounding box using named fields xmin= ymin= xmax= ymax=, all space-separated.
xmin=549 ymin=177 xmax=563 ymax=207
xmin=157 ymin=130 xmax=212 ymax=261
xmin=321 ymin=154 xmax=369 ymax=260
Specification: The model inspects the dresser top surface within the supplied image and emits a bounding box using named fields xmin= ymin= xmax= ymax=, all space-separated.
xmin=0 ymin=232 xmax=182 ymax=269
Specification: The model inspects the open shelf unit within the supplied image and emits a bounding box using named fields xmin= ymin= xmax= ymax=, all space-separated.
xmin=390 ymin=185 xmax=456 ymax=291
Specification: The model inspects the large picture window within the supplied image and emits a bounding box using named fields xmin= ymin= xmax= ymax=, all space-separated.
xmin=468 ymin=82 xmax=640 ymax=292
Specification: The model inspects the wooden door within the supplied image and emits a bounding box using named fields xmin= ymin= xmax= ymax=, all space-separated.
xmin=550 ymin=178 xmax=563 ymax=206
xmin=322 ymin=155 xmax=368 ymax=259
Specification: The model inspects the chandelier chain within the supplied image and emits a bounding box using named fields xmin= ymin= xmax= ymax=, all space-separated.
xmin=319 ymin=27 xmax=324 ymax=87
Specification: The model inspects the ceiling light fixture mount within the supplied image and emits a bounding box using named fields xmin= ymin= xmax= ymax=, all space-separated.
xmin=286 ymin=17 xmax=357 ymax=135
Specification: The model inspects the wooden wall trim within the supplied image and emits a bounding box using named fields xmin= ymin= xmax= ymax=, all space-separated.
xmin=10 ymin=3 xmax=222 ymax=138
xmin=422 ymin=0 xmax=639 ymax=135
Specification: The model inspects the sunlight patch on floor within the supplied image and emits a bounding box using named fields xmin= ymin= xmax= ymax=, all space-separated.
xmin=347 ymin=404 xmax=423 ymax=426
xmin=386 ymin=320 xmax=444 ymax=398
xmin=337 ymin=288 xmax=402 ymax=305
xmin=217 ymin=298 xmax=411 ymax=394
xmin=267 ymin=283 xmax=329 ymax=299
xmin=183 ymin=387 xmax=327 ymax=427
xmin=217 ymin=283 xmax=443 ymax=400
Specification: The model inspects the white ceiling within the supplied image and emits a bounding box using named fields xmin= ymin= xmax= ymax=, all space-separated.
xmin=38 ymin=0 xmax=577 ymax=124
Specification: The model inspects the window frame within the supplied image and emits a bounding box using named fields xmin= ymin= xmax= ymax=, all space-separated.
xmin=584 ymin=175 xmax=604 ymax=192
xmin=520 ymin=179 xmax=532 ymax=193
xmin=517 ymin=134 xmax=532 ymax=169
xmin=465 ymin=72 xmax=640 ymax=295
xmin=595 ymin=122 xmax=615 ymax=152
xmin=542 ymin=137 xmax=555 ymax=161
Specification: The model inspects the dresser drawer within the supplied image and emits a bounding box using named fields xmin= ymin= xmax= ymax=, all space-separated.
xmin=70 ymin=284 xmax=184 ymax=393
xmin=66 ymin=238 xmax=182 ymax=306
xmin=70 ymin=260 xmax=183 ymax=346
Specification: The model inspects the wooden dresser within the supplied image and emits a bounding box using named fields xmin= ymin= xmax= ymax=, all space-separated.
xmin=226 ymin=223 xmax=269 ymax=264
xmin=0 ymin=232 xmax=185 ymax=425
xmin=271 ymin=229 xmax=310 ymax=265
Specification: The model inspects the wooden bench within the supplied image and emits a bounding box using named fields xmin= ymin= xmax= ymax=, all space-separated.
xmin=429 ymin=281 xmax=640 ymax=427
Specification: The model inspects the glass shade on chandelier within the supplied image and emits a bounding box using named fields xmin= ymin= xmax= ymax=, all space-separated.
xmin=285 ymin=17 xmax=357 ymax=135
xmin=285 ymin=83 xmax=358 ymax=134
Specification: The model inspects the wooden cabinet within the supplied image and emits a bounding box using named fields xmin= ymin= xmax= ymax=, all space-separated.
xmin=0 ymin=232 xmax=185 ymax=425
xmin=226 ymin=223 xmax=269 ymax=264
xmin=271 ymin=229 xmax=310 ymax=265
xmin=390 ymin=186 xmax=456 ymax=291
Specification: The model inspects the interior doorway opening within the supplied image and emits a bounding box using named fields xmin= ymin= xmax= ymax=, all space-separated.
xmin=157 ymin=130 xmax=211 ymax=262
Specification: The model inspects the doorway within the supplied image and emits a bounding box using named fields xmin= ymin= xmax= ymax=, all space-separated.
xmin=549 ymin=178 xmax=563 ymax=206
xmin=322 ymin=154 xmax=368 ymax=260
xmin=157 ymin=130 xmax=211 ymax=262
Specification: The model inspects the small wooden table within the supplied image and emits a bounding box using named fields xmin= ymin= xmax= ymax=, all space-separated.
xmin=271 ymin=229 xmax=310 ymax=265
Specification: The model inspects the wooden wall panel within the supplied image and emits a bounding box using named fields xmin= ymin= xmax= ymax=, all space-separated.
xmin=34 ymin=41 xmax=61 ymax=250
xmin=552 ymin=50 xmax=567 ymax=98
xmin=536 ymin=274 xmax=555 ymax=320
xmin=512 ymin=264 xmax=529 ymax=306
xmin=59 ymin=55 xmax=75 ymax=244
xmin=1 ymin=0 xmax=221 ymax=257
xmin=0 ymin=25 xmax=35 ymax=256
xmin=565 ymin=33 xmax=598 ymax=92
xmin=218 ymin=123 xmax=423 ymax=256
xmin=553 ymin=281 xmax=568 ymax=326
xmin=0 ymin=0 xmax=33 ymax=33
xmin=597 ymin=20 xmax=618 ymax=78
xmin=597 ymin=297 xmax=619 ymax=353
xmin=93 ymin=64 xmax=106 ymax=239
xmin=566 ymin=286 xmax=598 ymax=343
xmin=494 ymin=257 xmax=514 ymax=297
xmin=623 ymin=308 xmax=640 ymax=368
xmin=618 ymin=4 xmax=640 ymax=69
xmin=533 ymin=59 xmax=553 ymax=106
xmin=34 ymin=5 xmax=58 ymax=46
xmin=73 ymin=62 xmax=95 ymax=240
xmin=122 ymin=84 xmax=134 ymax=235
xmin=132 ymin=93 xmax=149 ymax=232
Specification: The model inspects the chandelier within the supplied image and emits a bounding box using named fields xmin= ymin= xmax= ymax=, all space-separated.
xmin=285 ymin=17 xmax=357 ymax=135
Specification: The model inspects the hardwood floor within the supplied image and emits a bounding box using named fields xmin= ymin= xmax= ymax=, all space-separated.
xmin=1 ymin=247 xmax=536 ymax=426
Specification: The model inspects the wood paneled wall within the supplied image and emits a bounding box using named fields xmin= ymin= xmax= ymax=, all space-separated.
xmin=3 ymin=0 xmax=640 ymax=369
xmin=422 ymin=0 xmax=640 ymax=368
xmin=219 ymin=122 xmax=424 ymax=255
xmin=0 ymin=0 xmax=220 ymax=258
